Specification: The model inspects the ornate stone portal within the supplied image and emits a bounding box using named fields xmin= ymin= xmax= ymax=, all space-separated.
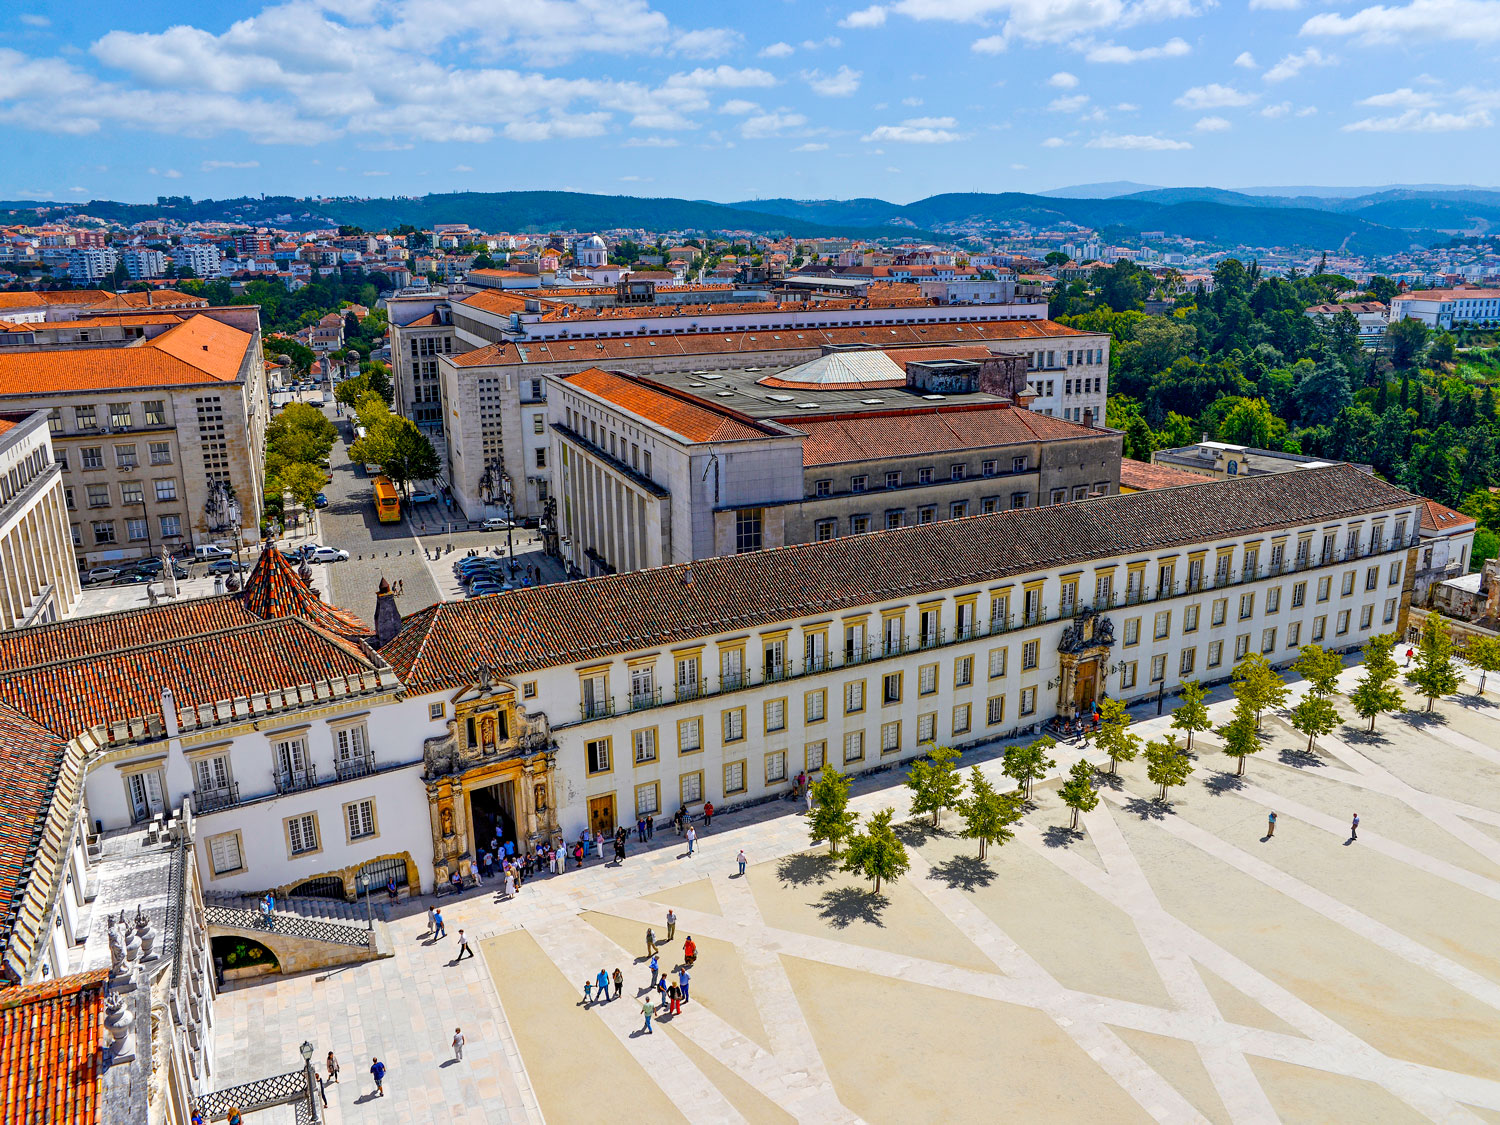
xmin=421 ymin=665 xmax=558 ymax=888
xmin=1056 ymin=608 xmax=1116 ymax=718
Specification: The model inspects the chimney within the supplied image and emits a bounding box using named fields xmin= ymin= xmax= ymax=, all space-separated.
xmin=373 ymin=577 xmax=402 ymax=648
xmin=1083 ymin=407 xmax=1094 ymax=429
xmin=160 ymin=689 xmax=179 ymax=738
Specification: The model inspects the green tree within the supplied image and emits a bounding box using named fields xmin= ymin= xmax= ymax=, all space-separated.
xmin=1233 ymin=652 xmax=1289 ymax=731
xmin=1465 ymin=634 xmax=1500 ymax=695
xmin=335 ymin=372 xmax=373 ymax=408
xmin=807 ymin=766 xmax=859 ymax=856
xmin=1002 ymin=735 xmax=1057 ymax=800
xmin=905 ymin=743 xmax=964 ymax=827
xmin=1386 ymin=317 xmax=1428 ymax=369
xmin=1406 ymin=613 xmax=1460 ymax=710
xmin=1095 ymin=697 xmax=1140 ymax=776
xmin=841 ymin=808 xmax=909 ymax=893
xmin=1216 ymin=702 xmax=1261 ymax=776
xmin=1144 ymin=733 xmax=1193 ymax=802
xmin=1367 ymin=275 xmax=1399 ymax=303
xmin=364 ymin=362 xmax=394 ymax=404
xmin=265 ymin=402 xmax=336 ymax=465
xmin=1289 ymin=692 xmax=1340 ymax=752
xmin=381 ymin=419 xmax=441 ymax=493
xmin=1350 ymin=633 xmax=1405 ymax=730
xmin=1057 ymin=758 xmax=1098 ymax=830
xmin=1171 ymin=680 xmax=1211 ymax=751
xmin=957 ymin=768 xmax=1025 ymax=858
xmin=1292 ymin=644 xmax=1343 ymax=696
xmin=276 ymin=461 xmax=325 ymax=511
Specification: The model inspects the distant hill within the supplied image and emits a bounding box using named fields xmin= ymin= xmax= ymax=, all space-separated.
xmin=1036 ymin=181 xmax=1162 ymax=199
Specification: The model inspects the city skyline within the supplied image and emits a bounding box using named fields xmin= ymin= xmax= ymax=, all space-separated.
xmin=2 ymin=0 xmax=1498 ymax=205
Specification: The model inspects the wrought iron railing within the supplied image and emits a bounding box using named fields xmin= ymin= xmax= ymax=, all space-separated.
xmin=275 ymin=766 xmax=319 ymax=795
xmin=195 ymin=1069 xmax=313 ymax=1120
xmin=205 ymin=904 xmax=371 ymax=948
xmin=335 ymin=754 xmax=375 ymax=781
xmin=193 ymin=783 xmax=239 ymax=813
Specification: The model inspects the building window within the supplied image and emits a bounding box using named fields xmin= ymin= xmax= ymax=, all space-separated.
xmin=429 ymin=702 xmax=446 ymax=720
xmin=919 ymin=663 xmax=938 ymax=695
xmin=680 ymin=771 xmax=703 ymax=805
xmin=586 ymin=737 xmax=612 ymax=775
xmin=918 ymin=467 xmax=933 ymax=484
xmin=1019 ymin=687 xmax=1036 ymax=716
xmin=1262 ymin=628 xmax=1277 ymax=653
xmin=1288 ymin=622 xmax=1301 ymax=646
xmin=533 ymin=414 xmax=545 ymax=435
xmin=815 ymin=519 xmax=836 ymax=542
xmin=881 ymin=721 xmax=901 ymax=754
xmin=953 ymin=703 xmax=972 ymax=734
xmin=1211 ymin=598 xmax=1227 ymax=626
xmin=633 ymin=728 xmax=658 ymax=764
xmin=766 ymin=751 xmax=787 ymax=784
xmin=884 ymin=510 xmax=904 ymax=530
xmin=149 ymin=442 xmax=172 ymax=465
xmin=805 ymin=690 xmax=826 ymax=723
xmin=87 ymin=484 xmax=110 ymax=508
xmin=1383 ymin=598 xmax=1397 ymax=624
xmin=1234 ymin=634 xmax=1250 ymax=660
xmin=92 ymin=521 xmax=115 ymax=544
xmin=950 ymin=464 xmax=966 ymax=481
xmin=1292 ymin=582 xmax=1306 ymax=608
xmin=955 ymin=655 xmax=973 ymax=687
xmin=344 ymin=799 xmax=377 ymax=842
xmin=816 ymin=479 xmax=832 ymax=497
xmin=989 ymin=647 xmax=1007 ymax=678
xmin=143 ymin=400 xmax=166 ymax=426
xmin=1317 ymin=576 xmax=1331 ymax=602
xmin=153 ymin=478 xmax=177 ymax=502
xmin=845 ymin=680 xmax=865 ymax=713
xmin=981 ymin=497 xmax=998 ymax=515
xmin=115 ymin=444 xmax=137 ymax=470
xmin=1365 ymin=566 xmax=1379 ymax=592
xmin=1124 ymin=619 xmax=1139 ymax=647
xmin=635 ymin=782 xmax=660 ymax=818
xmin=883 ymin=672 xmax=902 ymax=705
xmin=1022 ymin=640 xmax=1039 ymax=670
xmin=982 ymin=459 xmax=998 ymax=477
xmin=1336 ymin=609 xmax=1351 ymax=635
xmin=843 ymin=731 xmax=865 ymax=763
xmin=851 ymin=515 xmax=870 ymax=535
xmin=1208 ymin=641 xmax=1223 ymax=668
xmin=1388 ymin=562 xmax=1402 ymax=585
xmin=917 ymin=506 xmax=935 ymax=525
xmin=885 ymin=471 xmax=902 ymax=489
xmin=1265 ymin=588 xmax=1280 ymax=614
xmin=735 ymin=509 xmax=763 ymax=554
xmin=126 ymin=519 xmax=148 ymax=542
xmin=81 ymin=447 xmax=103 ymax=470
xmin=1239 ymin=593 xmax=1254 ymax=620
xmin=1150 ymin=655 xmax=1167 ymax=683
xmin=207 ymin=832 xmax=244 ymax=876
xmin=1180 ymin=648 xmax=1196 ymax=675
xmin=987 ymin=695 xmax=1005 ymax=725
xmin=765 ymin=698 xmax=786 ymax=732
xmin=109 ymin=403 xmax=132 ymax=429
xmin=74 ymin=405 xmax=97 ymax=429
xmin=121 ymin=481 xmax=143 ymax=505
xmin=851 ymin=475 xmax=868 ymax=493
xmin=1121 ymin=661 xmax=1137 ymax=689
xmin=1183 ymin=604 xmax=1200 ymax=632
xmin=678 ymin=717 xmax=702 ymax=754
xmin=723 ymin=708 xmax=746 ymax=743
xmin=805 ymin=741 xmax=826 ymax=772
xmin=1341 ymin=572 xmax=1356 ymax=597
xmin=286 ymin=813 xmax=319 ymax=856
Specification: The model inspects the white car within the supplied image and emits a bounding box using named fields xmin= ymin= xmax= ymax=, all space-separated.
xmin=305 ymin=545 xmax=350 ymax=563
xmin=481 ymin=517 xmax=510 ymax=531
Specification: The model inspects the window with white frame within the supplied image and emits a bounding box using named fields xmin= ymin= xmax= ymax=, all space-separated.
xmin=955 ymin=655 xmax=973 ymax=687
xmin=1022 ymin=640 xmax=1039 ymax=670
xmin=919 ymin=664 xmax=938 ymax=695
xmin=635 ymin=782 xmax=660 ymax=817
xmin=1239 ymin=593 xmax=1254 ymax=620
xmin=1234 ymin=634 xmax=1250 ymax=659
xmin=586 ymin=737 xmax=611 ymax=774
xmin=286 ymin=813 xmax=319 ymax=855
xmin=1262 ymin=628 xmax=1277 ymax=653
xmin=1266 ymin=588 xmax=1280 ymax=614
xmin=208 ymin=833 xmax=243 ymax=876
xmin=633 ymin=728 xmax=658 ymax=764
xmin=845 ymin=680 xmax=865 ymax=713
xmin=918 ymin=712 xmax=936 ymax=742
xmin=765 ymin=751 xmax=787 ymax=784
xmin=1383 ymin=598 xmax=1397 ymax=624
xmin=1121 ymin=661 xmax=1137 ymax=689
xmin=805 ymin=690 xmax=825 ymax=723
xmin=806 ymin=741 xmax=826 ymax=771
xmin=1019 ymin=687 xmax=1037 ymax=716
xmin=989 ymin=647 xmax=1007 ymax=678
xmin=1179 ymin=648 xmax=1195 ymax=675
xmin=1360 ymin=605 xmax=1373 ymax=629
xmin=345 ymin=799 xmax=377 ymax=841
xmin=843 ymin=731 xmax=864 ymax=763
xmin=681 ymin=771 xmax=703 ymax=804
xmin=722 ymin=708 xmax=745 ymax=743
xmin=881 ymin=721 xmax=901 ymax=753
xmin=677 ymin=717 xmax=702 ymax=754
xmin=1150 ymin=654 xmax=1166 ymax=682
xmin=1288 ymin=622 xmax=1301 ymax=646
xmin=1336 ymin=609 xmax=1351 ymax=635
xmin=193 ymin=754 xmax=231 ymax=796
xmin=953 ymin=703 xmax=972 ymax=733
xmin=765 ymin=698 xmax=786 ymax=732
xmin=1208 ymin=641 xmax=1223 ymax=667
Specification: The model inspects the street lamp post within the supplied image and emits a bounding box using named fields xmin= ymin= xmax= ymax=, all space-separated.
xmin=500 ymin=469 xmax=516 ymax=579
xmin=299 ymin=1039 xmax=320 ymax=1122
xmin=358 ymin=873 xmax=372 ymax=931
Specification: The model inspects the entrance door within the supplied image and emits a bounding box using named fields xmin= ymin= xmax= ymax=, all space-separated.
xmin=128 ymin=770 xmax=165 ymax=823
xmin=588 ymin=794 xmax=616 ymax=837
xmin=1074 ymin=663 xmax=1098 ymax=714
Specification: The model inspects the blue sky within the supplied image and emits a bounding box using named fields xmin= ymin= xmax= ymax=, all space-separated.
xmin=2 ymin=0 xmax=1497 ymax=205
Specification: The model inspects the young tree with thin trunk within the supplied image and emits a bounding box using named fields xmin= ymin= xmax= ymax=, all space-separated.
xmin=1095 ymin=697 xmax=1141 ymax=776
xmin=957 ymin=768 xmax=1026 ymax=858
xmin=1144 ymin=733 xmax=1193 ymax=802
xmin=1407 ymin=613 xmax=1461 ymax=711
xmin=1058 ymin=759 xmax=1099 ymax=830
xmin=905 ymin=744 xmax=964 ymax=827
xmin=1465 ymin=634 xmax=1500 ymax=696
xmin=1233 ymin=653 xmax=1290 ymax=731
xmin=1171 ymin=680 xmax=1211 ymax=751
xmin=1292 ymin=644 xmax=1344 ymax=697
xmin=841 ymin=808 xmax=909 ymax=893
xmin=1351 ymin=633 xmax=1405 ymax=730
xmin=808 ymin=766 xmax=859 ymax=855
xmin=1002 ymin=735 xmax=1057 ymax=800
xmin=1290 ymin=692 xmax=1340 ymax=752
xmin=1217 ymin=700 xmax=1261 ymax=776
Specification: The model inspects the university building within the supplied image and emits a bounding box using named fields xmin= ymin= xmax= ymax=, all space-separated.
xmin=0 ymin=408 xmax=80 ymax=628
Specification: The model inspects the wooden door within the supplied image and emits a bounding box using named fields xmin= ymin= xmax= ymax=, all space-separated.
xmin=1075 ymin=664 xmax=1098 ymax=713
xmin=589 ymin=794 xmax=616 ymax=836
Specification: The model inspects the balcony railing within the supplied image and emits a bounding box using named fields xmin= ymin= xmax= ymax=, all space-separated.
xmin=675 ymin=679 xmax=708 ymax=702
xmin=335 ymin=753 xmax=375 ymax=781
xmin=628 ymin=687 xmax=663 ymax=713
xmin=275 ymin=766 xmax=318 ymax=795
xmin=580 ymin=698 xmax=616 ymax=720
xmin=192 ymin=783 xmax=239 ymax=813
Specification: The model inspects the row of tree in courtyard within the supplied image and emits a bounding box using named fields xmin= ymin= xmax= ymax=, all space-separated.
xmin=812 ymin=614 xmax=1489 ymax=893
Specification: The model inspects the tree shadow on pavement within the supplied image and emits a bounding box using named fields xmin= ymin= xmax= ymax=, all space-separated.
xmin=1404 ymin=709 xmax=1448 ymax=728
xmin=813 ymin=886 xmax=888 ymax=929
xmin=1095 ymin=770 xmax=1126 ymax=791
xmin=895 ymin=820 xmax=943 ymax=848
xmin=1202 ymin=770 xmax=1244 ymax=796
xmin=775 ymin=851 xmax=836 ymax=888
xmin=1041 ymin=824 xmax=1082 ymax=849
xmin=1340 ymin=726 xmax=1389 ymax=747
xmin=1123 ymin=796 xmax=1169 ymax=821
xmin=926 ymin=854 xmax=995 ymax=892
xmin=1278 ymin=747 xmax=1325 ymax=769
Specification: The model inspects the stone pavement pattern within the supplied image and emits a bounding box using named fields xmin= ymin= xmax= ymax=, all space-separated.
xmin=214 ymin=662 xmax=1500 ymax=1123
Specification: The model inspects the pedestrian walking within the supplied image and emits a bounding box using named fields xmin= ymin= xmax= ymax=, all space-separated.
xmin=649 ymin=952 xmax=660 ymax=987
xmin=613 ymin=967 xmax=624 ymax=999
xmin=806 ymin=786 xmax=814 ymax=812
xmin=456 ymin=929 xmax=474 ymax=959
xmin=582 ymin=978 xmax=593 ymax=1003
xmin=1350 ymin=812 xmax=1360 ymax=841
xmin=656 ymin=974 xmax=668 ymax=1010
xmin=1266 ymin=811 xmax=1277 ymax=838
xmin=687 ymin=826 xmax=697 ymax=856
xmin=668 ymin=980 xmax=683 ymax=1016
xmin=326 ymin=1051 xmax=340 ymax=1083
xmin=504 ymin=871 xmax=516 ymax=898
xmin=434 ymin=909 xmax=447 ymax=938
xmin=596 ymin=968 xmax=610 ymax=1002
xmin=228 ymin=1107 xmax=243 ymax=1125
xmin=683 ymin=936 xmax=697 ymax=968
xmin=646 ymin=926 xmax=657 ymax=955
xmin=370 ymin=1057 xmax=386 ymax=1097
xmin=665 ymin=909 xmax=676 ymax=942
xmin=703 ymin=801 xmax=715 ymax=827
xmin=737 ymin=849 xmax=747 ymax=876
xmin=615 ymin=839 xmax=625 ymax=863
xmin=427 ymin=906 xmax=437 ymax=936
xmin=641 ymin=997 xmax=654 ymax=1034
xmin=678 ymin=966 xmax=690 ymax=1004
xmin=452 ymin=1028 xmax=465 ymax=1061
xmin=316 ymin=1070 xmax=328 ymax=1109
xmin=1405 ymin=647 xmax=1414 ymax=667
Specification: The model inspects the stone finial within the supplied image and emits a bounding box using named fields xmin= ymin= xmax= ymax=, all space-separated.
xmin=108 ymin=918 xmax=126 ymax=978
xmin=135 ymin=906 xmax=158 ymax=962
xmin=124 ymin=917 xmax=141 ymax=965
xmin=104 ymin=992 xmax=136 ymax=1063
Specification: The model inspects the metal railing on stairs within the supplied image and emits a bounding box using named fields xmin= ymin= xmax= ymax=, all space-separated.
xmin=205 ymin=904 xmax=371 ymax=948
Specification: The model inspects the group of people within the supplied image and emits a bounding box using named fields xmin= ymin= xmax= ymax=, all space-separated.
xmin=577 ymin=913 xmax=699 ymax=1035
xmin=478 ymin=835 xmax=546 ymax=898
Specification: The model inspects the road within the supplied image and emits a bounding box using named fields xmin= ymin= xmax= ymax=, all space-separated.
xmin=313 ymin=403 xmax=567 ymax=624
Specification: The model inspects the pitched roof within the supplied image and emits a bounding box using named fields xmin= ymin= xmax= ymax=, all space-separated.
xmin=0 ymin=969 xmax=107 ymax=1125
xmin=1419 ymin=497 xmax=1475 ymax=533
xmin=0 ymin=291 xmax=110 ymax=311
xmin=788 ymin=403 xmax=1107 ymax=467
xmin=0 ymin=313 xmax=184 ymax=333
xmin=562 ymin=368 xmax=781 ymax=443
xmin=240 ymin=544 xmax=371 ymax=638
xmin=383 ymin=464 xmax=1419 ymax=693
xmin=1119 ymin=458 xmax=1211 ymax=491
xmin=0 ymin=702 xmax=70 ymax=967
xmin=0 ymin=313 xmax=251 ymax=395
xmin=81 ymin=289 xmax=205 ymax=312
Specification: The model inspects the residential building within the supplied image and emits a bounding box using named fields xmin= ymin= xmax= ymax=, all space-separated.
xmin=172 ymin=243 xmax=222 ymax=279
xmin=387 ymin=294 xmax=456 ymax=431
xmin=0 ymin=410 xmax=80 ymax=628
xmin=68 ymin=247 xmax=119 ymax=284
xmin=0 ymin=308 xmax=269 ymax=564
xmin=1391 ymin=288 xmax=1500 ymax=330
xmin=1305 ymin=300 xmax=1388 ymax=346
xmin=1152 ymin=440 xmax=1361 ymax=480
xmin=1119 ymin=457 xmax=1210 ymax=492
xmin=1412 ymin=498 xmax=1477 ymax=604
xmin=122 ymin=247 xmax=169 ymax=280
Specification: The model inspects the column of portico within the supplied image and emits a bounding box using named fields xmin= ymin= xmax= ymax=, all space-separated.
xmin=0 ymin=532 xmax=21 ymax=628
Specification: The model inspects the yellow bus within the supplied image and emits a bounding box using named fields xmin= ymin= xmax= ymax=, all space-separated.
xmin=372 ymin=475 xmax=400 ymax=523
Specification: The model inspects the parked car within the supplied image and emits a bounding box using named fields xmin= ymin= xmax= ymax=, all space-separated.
xmin=194 ymin=545 xmax=233 ymax=562
xmin=468 ymin=581 xmax=507 ymax=596
xmin=519 ymin=516 xmax=540 ymax=530
xmin=82 ymin=566 xmax=121 ymax=585
xmin=131 ymin=558 xmax=189 ymax=579
xmin=480 ymin=517 xmax=510 ymax=531
xmin=314 ymin=492 xmax=329 ymax=508
xmin=304 ymin=545 xmax=350 ymax=563
xmin=408 ymin=490 xmax=439 ymax=504
xmin=206 ymin=559 xmax=249 ymax=575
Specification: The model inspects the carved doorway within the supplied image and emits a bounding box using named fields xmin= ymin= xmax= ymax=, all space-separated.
xmin=588 ymin=794 xmax=616 ymax=837
xmin=469 ymin=780 xmax=517 ymax=855
xmin=1074 ymin=660 xmax=1099 ymax=714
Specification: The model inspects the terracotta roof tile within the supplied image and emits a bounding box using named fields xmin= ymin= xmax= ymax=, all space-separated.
xmin=0 ymin=969 xmax=107 ymax=1125
xmin=0 ymin=290 xmax=110 ymax=311
xmin=1120 ymin=458 xmax=1211 ymax=491
xmin=0 ymin=703 xmax=70 ymax=966
xmin=0 ymin=314 xmax=251 ymax=394
xmin=788 ymin=403 xmax=1108 ymax=467
xmin=240 ymin=544 xmax=371 ymax=639
xmin=563 ymin=368 xmax=778 ymax=443
xmin=1419 ymin=497 xmax=1476 ymax=532
xmin=384 ymin=464 xmax=1418 ymax=694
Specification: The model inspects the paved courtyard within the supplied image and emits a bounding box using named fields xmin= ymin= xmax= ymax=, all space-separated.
xmin=213 ymin=660 xmax=1500 ymax=1123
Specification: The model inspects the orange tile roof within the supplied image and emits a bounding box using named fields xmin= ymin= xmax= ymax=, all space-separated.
xmin=562 ymin=368 xmax=777 ymax=443
xmin=83 ymin=289 xmax=206 ymax=312
xmin=1 ymin=314 xmax=184 ymax=333
xmin=0 ymin=290 xmax=110 ymax=311
xmin=0 ymin=701 xmax=70 ymax=967
xmin=0 ymin=969 xmax=107 ymax=1125
xmin=789 ymin=403 xmax=1105 ymax=467
xmin=0 ymin=313 xmax=251 ymax=395
xmin=240 ymin=544 xmax=371 ymax=639
xmin=460 ymin=289 xmax=534 ymax=316
xmin=1419 ymin=497 xmax=1475 ymax=532
xmin=879 ymin=345 xmax=996 ymax=366
xmin=0 ymin=419 xmax=14 ymax=436
xmin=1120 ymin=458 xmax=1211 ymax=491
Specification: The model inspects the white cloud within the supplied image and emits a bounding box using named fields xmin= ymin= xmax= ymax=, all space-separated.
xmin=1194 ymin=114 xmax=1231 ymax=130
xmin=148 ymin=166 xmax=183 ymax=178
xmin=1234 ymin=51 xmax=1258 ymax=68
xmin=971 ymin=34 xmax=1008 ymax=53
xmin=361 ymin=169 xmax=389 ymax=175
xmin=794 ymin=141 xmax=830 ymax=151
xmin=670 ymin=28 xmax=741 ymax=58
xmin=1049 ymin=94 xmax=1090 ymax=112
xmin=202 ymin=159 xmax=259 ymax=170
xmin=1302 ymin=0 xmax=1500 ymax=44
xmin=718 ymin=99 xmax=760 ymax=115
xmin=759 ymin=41 xmax=794 ymax=57
xmin=862 ymin=115 xmax=965 ymax=142
xmin=622 ymin=136 xmax=680 ymax=146
xmin=452 ymin=163 xmax=474 ymax=171
xmin=1048 ymin=71 xmax=1080 ymax=87
xmin=1174 ymin=82 xmax=1257 ymax=108
xmin=1343 ymin=107 xmax=1491 ymax=130
xmin=1263 ymin=47 xmax=1336 ymax=82
xmin=665 ymin=66 xmax=777 ymax=90
xmin=902 ymin=95 xmax=924 ymax=105
xmin=1359 ymin=86 xmax=1439 ymax=108
xmin=1296 ymin=104 xmax=1317 ymax=115
xmin=1115 ymin=101 xmax=1139 ymax=110
xmin=1085 ymin=37 xmax=1190 ymax=62
xmin=839 ymin=5 xmax=888 ymax=27
xmin=889 ymin=0 xmax=1213 ymax=47
xmin=19 ymin=13 xmax=50 ymax=27
xmin=619 ymin=174 xmax=653 ymax=181
xmin=1086 ymin=131 xmax=1192 ymax=149
xmin=801 ymin=36 xmax=843 ymax=49
xmin=1249 ymin=0 xmax=1301 ymax=8
xmin=740 ymin=110 xmax=807 ymax=138
xmin=802 ymin=65 xmax=862 ymax=96
xmin=1261 ymin=100 xmax=1291 ymax=117
xmin=1042 ymin=136 xmax=1069 ymax=146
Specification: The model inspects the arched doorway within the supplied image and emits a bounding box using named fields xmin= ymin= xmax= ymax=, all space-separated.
xmin=212 ymin=935 xmax=280 ymax=978
xmin=289 ymin=875 xmax=347 ymax=900
xmin=469 ymin=780 xmax=518 ymax=856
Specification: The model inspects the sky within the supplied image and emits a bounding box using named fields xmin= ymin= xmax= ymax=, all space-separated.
xmin=2 ymin=0 xmax=1497 ymax=206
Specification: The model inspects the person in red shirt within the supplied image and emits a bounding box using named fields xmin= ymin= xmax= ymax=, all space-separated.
xmin=703 ymin=801 xmax=714 ymax=827
xmin=682 ymin=936 xmax=697 ymax=966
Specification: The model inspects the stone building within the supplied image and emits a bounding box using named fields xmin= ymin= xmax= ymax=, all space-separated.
xmin=0 ymin=408 xmax=79 ymax=627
